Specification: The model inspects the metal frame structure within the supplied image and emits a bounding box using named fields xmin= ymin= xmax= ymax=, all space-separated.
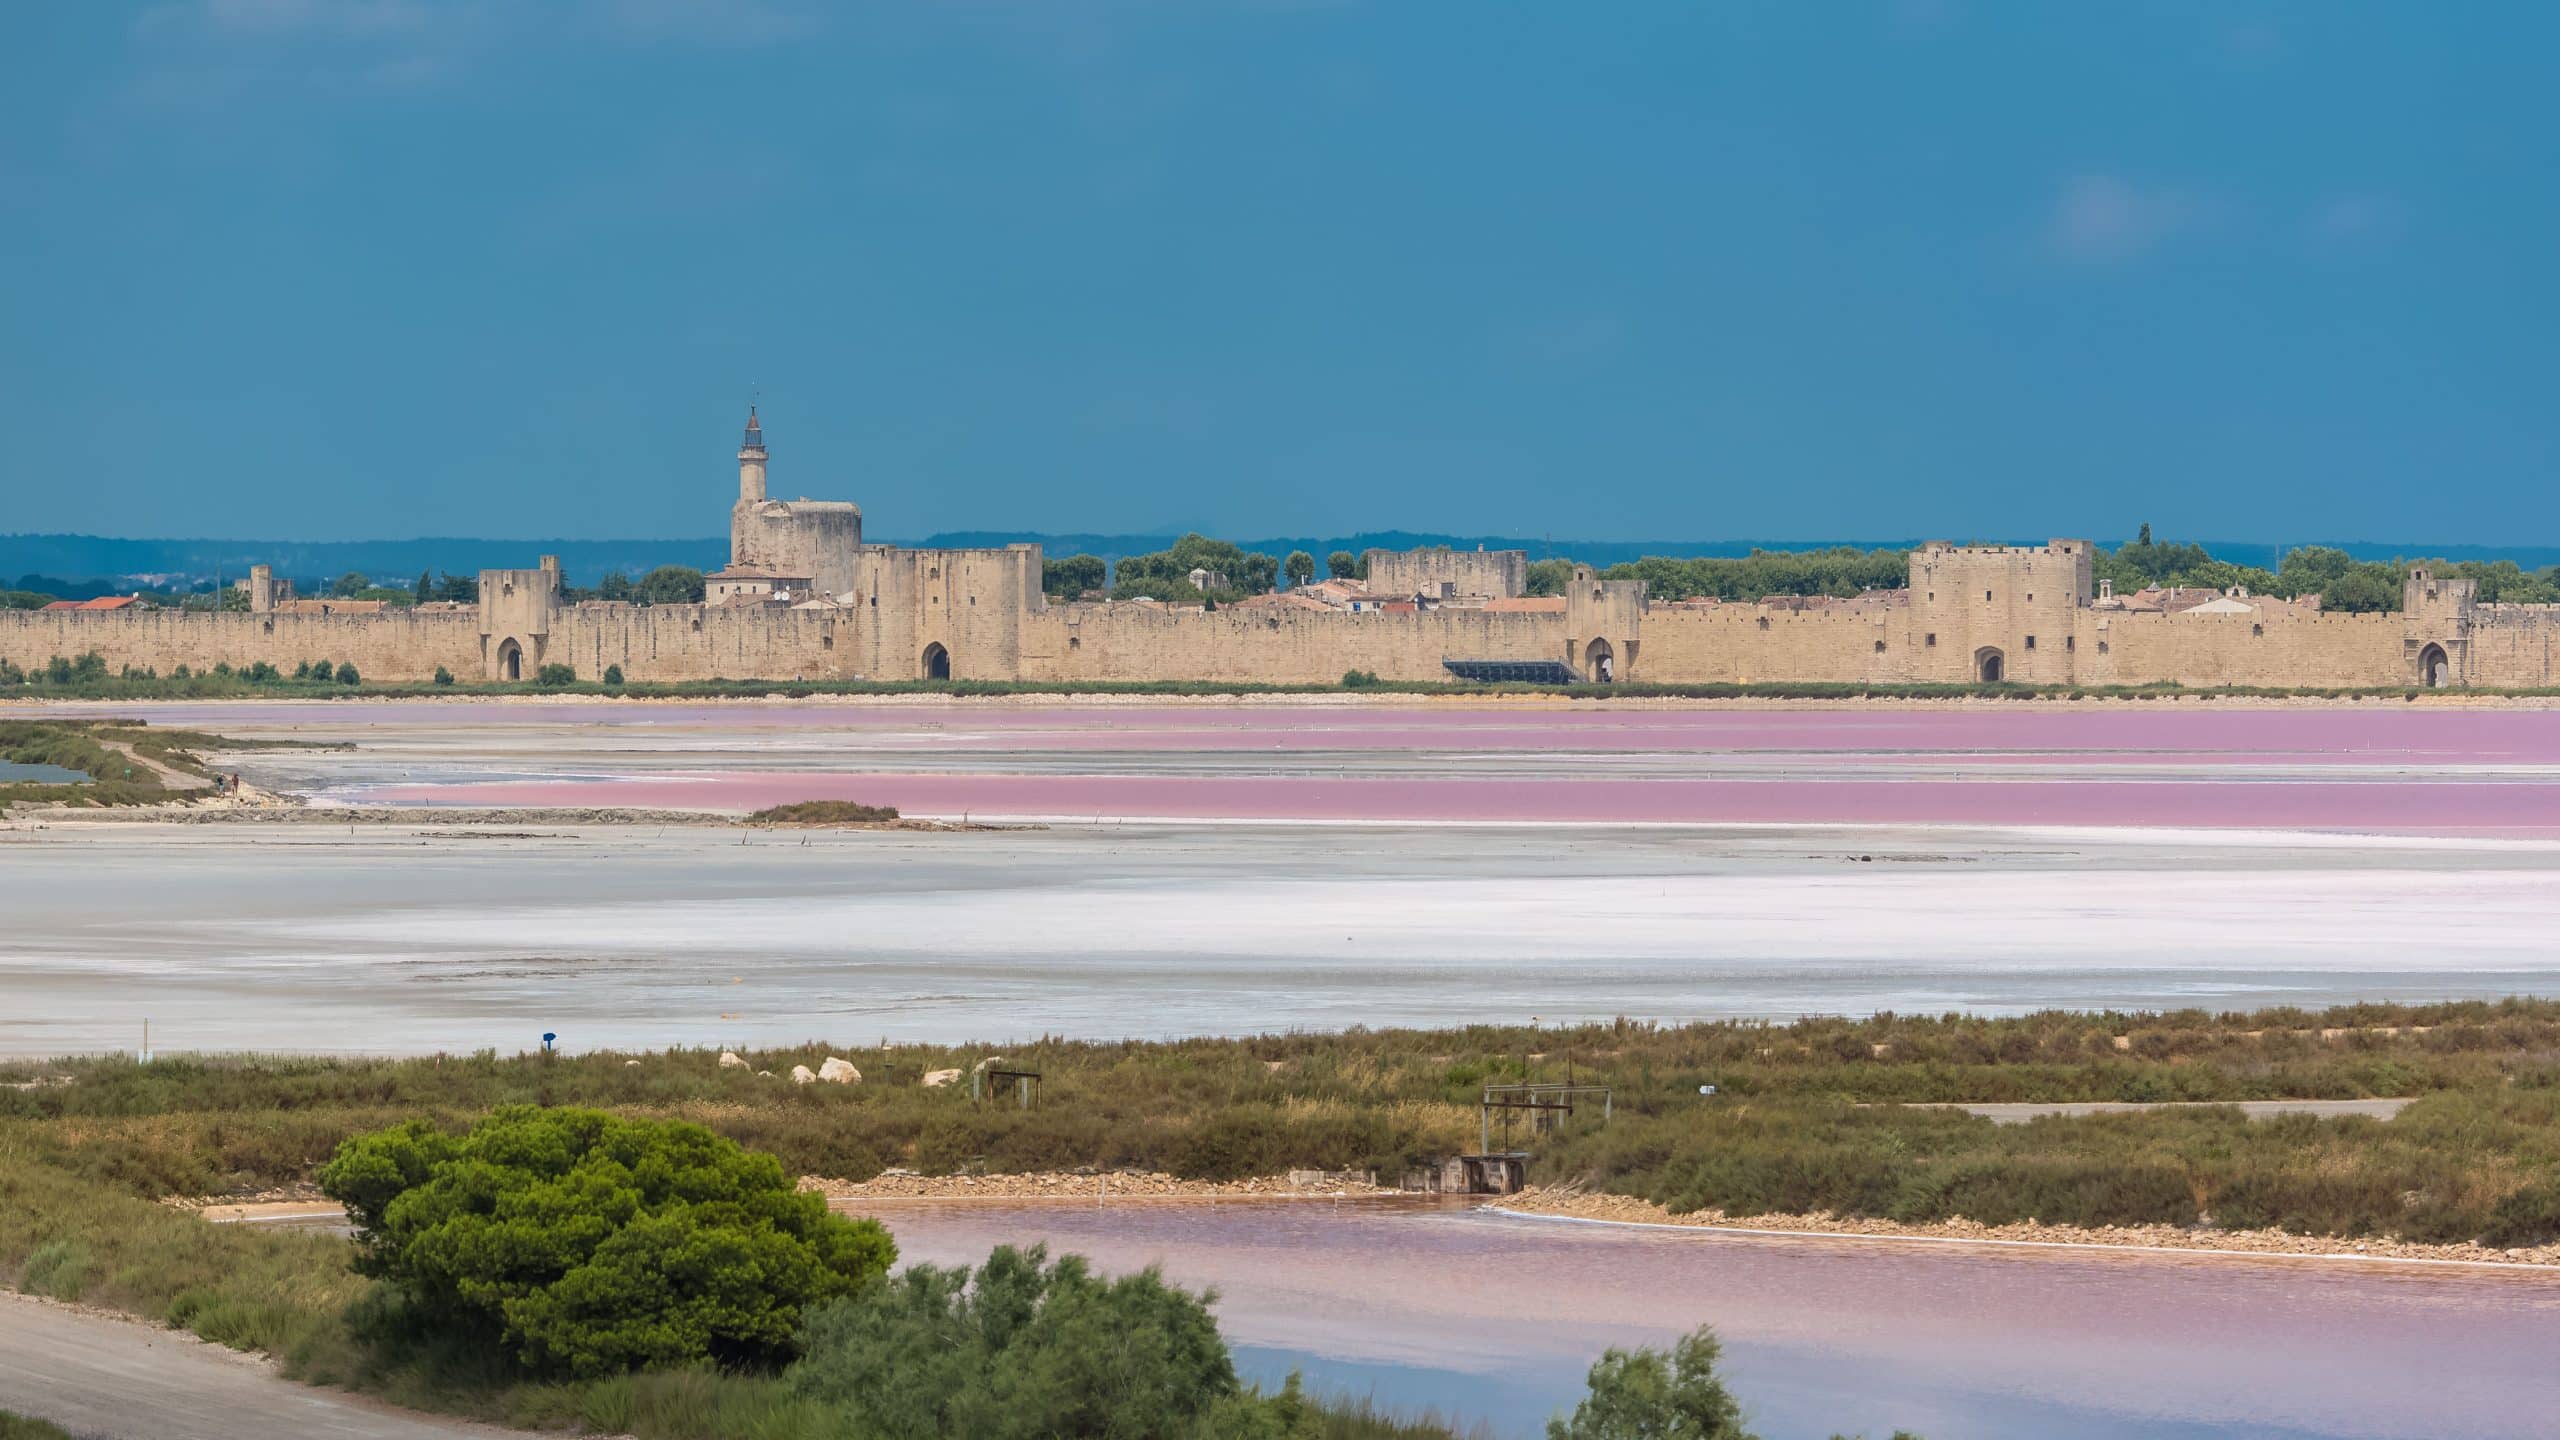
xmin=1479 ymin=1081 xmax=1612 ymax=1154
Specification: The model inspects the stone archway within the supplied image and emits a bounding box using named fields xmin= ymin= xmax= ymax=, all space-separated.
xmin=2419 ymin=642 xmax=2450 ymax=688
xmin=922 ymin=642 xmax=951 ymax=681
xmin=1975 ymin=647 xmax=2005 ymax=683
xmin=496 ymin=638 xmax=522 ymax=681
xmin=1583 ymin=637 xmax=1615 ymax=684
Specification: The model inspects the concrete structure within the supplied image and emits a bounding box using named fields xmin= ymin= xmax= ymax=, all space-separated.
xmin=7 ymin=415 xmax=2559 ymax=689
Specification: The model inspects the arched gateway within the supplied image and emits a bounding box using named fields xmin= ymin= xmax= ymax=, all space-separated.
xmin=922 ymin=642 xmax=951 ymax=681
xmin=1976 ymin=647 xmax=2005 ymax=683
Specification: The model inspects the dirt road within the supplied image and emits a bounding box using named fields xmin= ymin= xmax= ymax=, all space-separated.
xmin=0 ymin=1292 xmax=508 ymax=1439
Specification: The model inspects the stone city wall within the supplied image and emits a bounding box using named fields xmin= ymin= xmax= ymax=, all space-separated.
xmin=1627 ymin=608 xmax=1901 ymax=684
xmin=1362 ymin=548 xmax=1528 ymax=600
xmin=2458 ymin=607 xmax=2560 ymax=689
xmin=2073 ymin=611 xmax=2406 ymax=688
xmin=0 ymin=608 xmax=482 ymax=682
xmin=1016 ymin=603 xmax=1570 ymax=684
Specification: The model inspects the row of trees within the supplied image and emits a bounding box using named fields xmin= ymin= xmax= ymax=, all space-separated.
xmin=1042 ymin=545 xmax=1370 ymax=602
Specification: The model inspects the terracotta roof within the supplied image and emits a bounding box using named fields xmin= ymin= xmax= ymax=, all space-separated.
xmin=43 ymin=595 xmax=142 ymax=611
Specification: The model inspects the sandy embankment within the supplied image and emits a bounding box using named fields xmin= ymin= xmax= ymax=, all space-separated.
xmin=801 ymin=1169 xmax=1397 ymax=1202
xmin=1497 ymin=1186 xmax=2560 ymax=1267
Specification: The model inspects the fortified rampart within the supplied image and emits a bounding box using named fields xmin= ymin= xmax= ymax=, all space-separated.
xmin=6 ymin=416 xmax=2556 ymax=691
xmin=1363 ymin=547 xmax=1527 ymax=601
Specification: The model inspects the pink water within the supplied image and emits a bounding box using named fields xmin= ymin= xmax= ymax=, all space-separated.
xmin=57 ymin=699 xmax=2560 ymax=832
xmin=861 ymin=1198 xmax=2560 ymax=1440
xmin=351 ymin=771 xmax=2560 ymax=831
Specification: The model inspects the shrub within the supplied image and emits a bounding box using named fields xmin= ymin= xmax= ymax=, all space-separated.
xmin=310 ymin=657 xmax=334 ymax=681
xmin=787 ymin=1244 xmax=1250 ymax=1440
xmin=243 ymin=661 xmax=280 ymax=683
xmin=317 ymin=1107 xmax=895 ymax=1378
xmin=432 ymin=666 xmax=455 ymax=686
xmin=1342 ymin=669 xmax=1382 ymax=689
xmin=1548 ymin=1326 xmax=1750 ymax=1440
xmin=745 ymin=801 xmax=900 ymax=825
xmin=2480 ymin=1181 xmax=2560 ymax=1248
xmin=602 ymin=665 xmax=624 ymax=686
xmin=20 ymin=1238 xmax=95 ymax=1301
xmin=535 ymin=663 xmax=576 ymax=687
xmin=334 ymin=662 xmax=360 ymax=685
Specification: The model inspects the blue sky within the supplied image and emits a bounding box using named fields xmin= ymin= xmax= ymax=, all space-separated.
xmin=3 ymin=2 xmax=2553 ymax=545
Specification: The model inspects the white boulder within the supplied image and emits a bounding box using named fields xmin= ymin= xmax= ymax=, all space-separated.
xmin=922 ymin=1068 xmax=961 ymax=1089
xmin=718 ymin=1051 xmax=748 ymax=1069
xmin=817 ymin=1057 xmax=861 ymax=1084
xmin=790 ymin=1064 xmax=817 ymax=1085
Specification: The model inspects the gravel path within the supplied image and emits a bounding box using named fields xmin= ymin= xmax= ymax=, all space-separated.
xmin=1920 ymin=1098 xmax=2415 ymax=1124
xmin=0 ymin=1293 xmax=509 ymax=1440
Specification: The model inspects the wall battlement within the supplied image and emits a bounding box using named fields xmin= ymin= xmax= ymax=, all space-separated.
xmin=3 ymin=428 xmax=2552 ymax=691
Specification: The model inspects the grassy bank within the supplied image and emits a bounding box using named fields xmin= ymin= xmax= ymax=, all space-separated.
xmin=7 ymin=1000 xmax=2559 ymax=1248
xmin=0 ymin=1125 xmax=1457 ymax=1440
xmin=0 ymin=718 xmax=241 ymax=806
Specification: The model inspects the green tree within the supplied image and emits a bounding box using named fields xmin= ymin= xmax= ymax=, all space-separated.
xmin=318 ymin=1106 xmax=895 ymax=1378
xmin=1326 ymin=550 xmax=1359 ymax=581
xmin=334 ymin=662 xmax=359 ymax=685
xmin=788 ymin=1244 xmax=1250 ymax=1440
xmin=1284 ymin=551 xmax=1316 ymax=589
xmin=439 ymin=572 xmax=480 ymax=604
xmin=1042 ymin=554 xmax=1106 ymax=599
xmin=332 ymin=571 xmax=370 ymax=599
xmin=636 ymin=565 xmax=707 ymax=606
xmin=596 ymin=571 xmax=636 ymax=602
xmin=1113 ymin=535 xmax=1278 ymax=601
xmin=1548 ymin=1327 xmax=1752 ymax=1440
xmin=602 ymin=664 xmax=624 ymax=686
xmin=536 ymin=663 xmax=576 ymax=686
xmin=413 ymin=570 xmax=434 ymax=602
xmin=1525 ymin=559 xmax=1577 ymax=597
xmin=432 ymin=666 xmax=454 ymax=686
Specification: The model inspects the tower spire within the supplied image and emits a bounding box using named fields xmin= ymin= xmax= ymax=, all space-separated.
xmin=737 ymin=405 xmax=768 ymax=506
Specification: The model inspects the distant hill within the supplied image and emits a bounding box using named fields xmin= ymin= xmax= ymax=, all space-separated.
xmin=6 ymin=530 xmax=2556 ymax=593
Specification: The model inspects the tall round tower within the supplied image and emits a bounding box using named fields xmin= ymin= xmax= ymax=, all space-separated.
xmin=738 ymin=406 xmax=767 ymax=505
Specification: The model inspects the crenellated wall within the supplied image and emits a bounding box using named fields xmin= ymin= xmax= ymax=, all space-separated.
xmin=1629 ymin=607 xmax=1905 ymax=683
xmin=1017 ymin=604 xmax=1568 ymax=684
xmin=2073 ymin=611 xmax=2405 ymax=688
xmin=1362 ymin=548 xmax=1528 ymax=601
xmin=0 ymin=608 xmax=483 ymax=682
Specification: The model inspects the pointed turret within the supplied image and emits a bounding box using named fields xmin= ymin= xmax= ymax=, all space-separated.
xmin=738 ymin=405 xmax=768 ymax=505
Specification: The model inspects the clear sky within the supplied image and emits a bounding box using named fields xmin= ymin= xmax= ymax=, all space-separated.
xmin=3 ymin=2 xmax=2553 ymax=545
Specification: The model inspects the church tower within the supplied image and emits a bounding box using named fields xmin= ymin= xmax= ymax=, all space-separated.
xmin=738 ymin=406 xmax=768 ymax=505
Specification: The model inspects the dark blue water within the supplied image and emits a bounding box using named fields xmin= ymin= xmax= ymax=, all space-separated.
xmin=0 ymin=762 xmax=86 ymax=783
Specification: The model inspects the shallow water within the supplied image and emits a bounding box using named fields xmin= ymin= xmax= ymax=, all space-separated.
xmin=41 ymin=698 xmax=2560 ymax=831
xmin=856 ymin=1199 xmax=2560 ymax=1440
xmin=129 ymin=699 xmax=2560 ymax=832
xmin=7 ymin=823 xmax=2559 ymax=1057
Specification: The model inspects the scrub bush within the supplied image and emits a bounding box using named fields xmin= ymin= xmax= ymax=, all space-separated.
xmin=318 ymin=1107 xmax=895 ymax=1377
xmin=786 ymin=1243 xmax=1251 ymax=1440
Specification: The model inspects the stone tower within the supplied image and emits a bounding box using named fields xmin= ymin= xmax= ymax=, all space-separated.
xmin=738 ymin=407 xmax=768 ymax=505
